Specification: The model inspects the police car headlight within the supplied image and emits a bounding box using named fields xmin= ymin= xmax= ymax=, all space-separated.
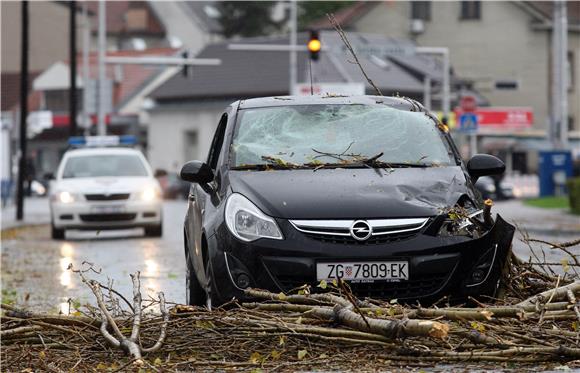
xmin=225 ymin=193 xmax=283 ymax=242
xmin=140 ymin=187 xmax=160 ymax=202
xmin=58 ymin=191 xmax=75 ymax=204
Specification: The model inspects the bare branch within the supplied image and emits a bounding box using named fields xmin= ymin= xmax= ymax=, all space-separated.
xmin=327 ymin=13 xmax=382 ymax=96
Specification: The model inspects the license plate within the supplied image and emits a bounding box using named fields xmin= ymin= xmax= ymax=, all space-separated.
xmin=91 ymin=205 xmax=125 ymax=214
xmin=316 ymin=261 xmax=409 ymax=282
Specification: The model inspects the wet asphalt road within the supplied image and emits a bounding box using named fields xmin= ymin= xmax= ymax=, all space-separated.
xmin=1 ymin=200 xmax=188 ymax=313
xmin=1 ymin=199 xmax=578 ymax=313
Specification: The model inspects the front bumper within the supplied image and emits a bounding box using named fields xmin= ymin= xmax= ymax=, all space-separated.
xmin=206 ymin=215 xmax=515 ymax=304
xmin=51 ymin=199 xmax=162 ymax=230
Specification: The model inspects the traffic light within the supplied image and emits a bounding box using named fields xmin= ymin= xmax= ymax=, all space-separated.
xmin=307 ymin=30 xmax=321 ymax=61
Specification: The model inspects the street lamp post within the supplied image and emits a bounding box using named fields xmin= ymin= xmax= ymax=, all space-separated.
xmin=415 ymin=47 xmax=450 ymax=123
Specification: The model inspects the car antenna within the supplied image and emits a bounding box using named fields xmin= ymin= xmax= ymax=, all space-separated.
xmin=327 ymin=13 xmax=383 ymax=96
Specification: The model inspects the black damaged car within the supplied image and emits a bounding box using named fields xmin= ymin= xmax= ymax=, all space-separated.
xmin=180 ymin=95 xmax=515 ymax=308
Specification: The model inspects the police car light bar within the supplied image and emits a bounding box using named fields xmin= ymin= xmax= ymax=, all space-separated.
xmin=68 ymin=136 xmax=137 ymax=148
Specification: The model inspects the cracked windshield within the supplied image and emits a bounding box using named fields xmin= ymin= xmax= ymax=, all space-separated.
xmin=232 ymin=105 xmax=454 ymax=167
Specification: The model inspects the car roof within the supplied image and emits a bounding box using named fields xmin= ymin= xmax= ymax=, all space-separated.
xmin=237 ymin=95 xmax=425 ymax=112
xmin=63 ymin=147 xmax=144 ymax=157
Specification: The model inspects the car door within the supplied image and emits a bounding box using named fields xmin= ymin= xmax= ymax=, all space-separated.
xmin=187 ymin=113 xmax=229 ymax=286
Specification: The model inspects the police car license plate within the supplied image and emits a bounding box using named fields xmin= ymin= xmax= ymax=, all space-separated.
xmin=91 ymin=205 xmax=125 ymax=214
xmin=316 ymin=261 xmax=409 ymax=282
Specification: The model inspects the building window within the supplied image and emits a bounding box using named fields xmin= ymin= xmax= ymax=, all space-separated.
xmin=42 ymin=89 xmax=83 ymax=112
xmin=460 ymin=1 xmax=481 ymax=20
xmin=411 ymin=1 xmax=431 ymax=21
xmin=495 ymin=80 xmax=518 ymax=90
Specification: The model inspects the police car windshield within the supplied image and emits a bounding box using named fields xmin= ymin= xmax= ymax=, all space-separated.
xmin=62 ymin=154 xmax=148 ymax=178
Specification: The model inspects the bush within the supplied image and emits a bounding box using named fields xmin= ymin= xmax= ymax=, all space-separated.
xmin=566 ymin=177 xmax=580 ymax=214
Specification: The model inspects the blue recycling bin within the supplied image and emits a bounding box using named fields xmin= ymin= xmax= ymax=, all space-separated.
xmin=538 ymin=150 xmax=573 ymax=197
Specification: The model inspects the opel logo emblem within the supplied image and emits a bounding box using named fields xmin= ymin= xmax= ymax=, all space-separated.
xmin=350 ymin=220 xmax=372 ymax=241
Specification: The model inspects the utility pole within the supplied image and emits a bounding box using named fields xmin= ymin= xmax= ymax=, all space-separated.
xmin=69 ymin=0 xmax=78 ymax=137
xmin=289 ymin=0 xmax=298 ymax=95
xmin=16 ymin=1 xmax=29 ymax=221
xmin=82 ymin=1 xmax=90 ymax=135
xmin=551 ymin=0 xmax=568 ymax=149
xmin=97 ymin=0 xmax=106 ymax=136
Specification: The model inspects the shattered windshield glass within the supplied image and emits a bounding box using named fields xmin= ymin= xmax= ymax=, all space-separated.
xmin=231 ymin=104 xmax=455 ymax=169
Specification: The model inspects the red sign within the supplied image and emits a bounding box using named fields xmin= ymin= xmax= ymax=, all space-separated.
xmin=454 ymin=107 xmax=533 ymax=128
xmin=460 ymin=95 xmax=477 ymax=112
xmin=52 ymin=114 xmax=111 ymax=127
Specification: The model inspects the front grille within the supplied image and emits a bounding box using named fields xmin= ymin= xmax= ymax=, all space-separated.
xmin=79 ymin=213 xmax=136 ymax=222
xmin=85 ymin=193 xmax=130 ymax=201
xmin=275 ymin=273 xmax=448 ymax=300
xmin=290 ymin=218 xmax=429 ymax=245
xmin=304 ymin=230 xmax=418 ymax=245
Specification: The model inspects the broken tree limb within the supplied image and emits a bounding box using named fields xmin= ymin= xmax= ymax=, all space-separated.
xmin=244 ymin=288 xmax=449 ymax=339
xmin=517 ymin=280 xmax=580 ymax=308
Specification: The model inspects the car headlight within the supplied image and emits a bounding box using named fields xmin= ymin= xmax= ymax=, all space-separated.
xmin=438 ymin=208 xmax=484 ymax=237
xmin=483 ymin=184 xmax=496 ymax=193
xmin=225 ymin=193 xmax=283 ymax=242
xmin=58 ymin=191 xmax=75 ymax=204
xmin=140 ymin=187 xmax=160 ymax=202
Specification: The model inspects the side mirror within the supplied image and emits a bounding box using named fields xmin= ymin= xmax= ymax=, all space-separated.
xmin=44 ymin=172 xmax=55 ymax=180
xmin=467 ymin=154 xmax=505 ymax=181
xmin=180 ymin=161 xmax=214 ymax=184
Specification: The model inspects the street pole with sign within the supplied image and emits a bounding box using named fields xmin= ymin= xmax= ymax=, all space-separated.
xmin=458 ymin=95 xmax=478 ymax=157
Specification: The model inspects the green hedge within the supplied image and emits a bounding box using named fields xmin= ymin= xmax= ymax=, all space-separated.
xmin=567 ymin=177 xmax=580 ymax=214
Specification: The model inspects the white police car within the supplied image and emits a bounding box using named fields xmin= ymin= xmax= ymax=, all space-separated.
xmin=49 ymin=136 xmax=163 ymax=239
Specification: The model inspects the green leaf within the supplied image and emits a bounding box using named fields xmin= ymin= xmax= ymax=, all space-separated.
xmin=271 ymin=350 xmax=281 ymax=360
xmin=297 ymin=349 xmax=307 ymax=360
xmin=470 ymin=321 xmax=485 ymax=333
xmin=317 ymin=280 xmax=328 ymax=289
xmin=279 ymin=335 xmax=286 ymax=346
xmin=153 ymin=357 xmax=162 ymax=366
xmin=249 ymin=352 xmax=263 ymax=364
xmin=278 ymin=292 xmax=287 ymax=301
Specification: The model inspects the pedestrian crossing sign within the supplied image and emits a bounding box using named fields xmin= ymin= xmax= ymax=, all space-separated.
xmin=459 ymin=113 xmax=478 ymax=133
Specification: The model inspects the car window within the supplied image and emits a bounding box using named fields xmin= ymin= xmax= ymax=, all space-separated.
xmin=231 ymin=105 xmax=454 ymax=167
xmin=62 ymin=154 xmax=149 ymax=178
xmin=207 ymin=114 xmax=228 ymax=170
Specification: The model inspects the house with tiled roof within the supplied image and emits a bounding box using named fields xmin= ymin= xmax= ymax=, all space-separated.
xmin=309 ymin=1 xmax=580 ymax=173
xmin=145 ymin=32 xmax=476 ymax=173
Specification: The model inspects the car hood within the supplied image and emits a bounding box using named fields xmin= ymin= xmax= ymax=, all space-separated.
xmin=228 ymin=166 xmax=474 ymax=219
xmin=53 ymin=177 xmax=158 ymax=195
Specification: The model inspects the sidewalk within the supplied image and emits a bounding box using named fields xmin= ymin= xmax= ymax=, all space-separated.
xmin=493 ymin=199 xmax=580 ymax=235
xmin=1 ymin=197 xmax=51 ymax=231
